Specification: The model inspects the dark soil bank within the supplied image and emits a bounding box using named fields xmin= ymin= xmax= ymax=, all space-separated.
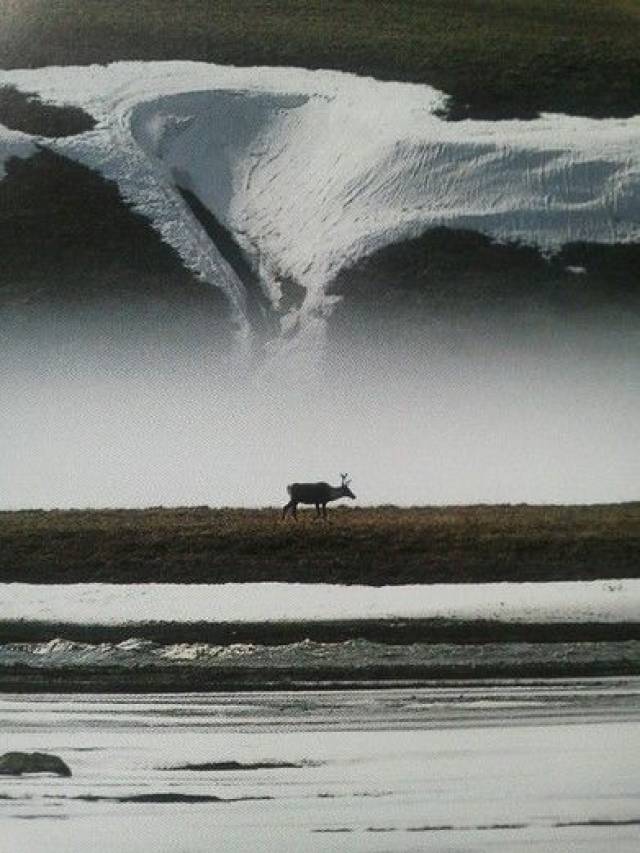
xmin=1 ymin=504 xmax=638 ymax=585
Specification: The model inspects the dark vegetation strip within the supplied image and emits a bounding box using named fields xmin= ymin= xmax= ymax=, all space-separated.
xmin=0 ymin=86 xmax=95 ymax=136
xmin=555 ymin=818 xmax=640 ymax=827
xmin=1 ymin=2 xmax=639 ymax=120
xmin=3 ymin=620 xmax=640 ymax=646
xmin=1 ymin=504 xmax=638 ymax=585
xmin=2 ymin=659 xmax=639 ymax=692
xmin=407 ymin=822 xmax=528 ymax=832
xmin=13 ymin=815 xmax=68 ymax=821
xmin=163 ymin=761 xmax=304 ymax=771
xmin=313 ymin=829 xmax=353 ymax=833
xmin=67 ymin=793 xmax=271 ymax=804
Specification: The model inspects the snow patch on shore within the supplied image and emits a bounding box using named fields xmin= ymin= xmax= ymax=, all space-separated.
xmin=1 ymin=580 xmax=637 ymax=626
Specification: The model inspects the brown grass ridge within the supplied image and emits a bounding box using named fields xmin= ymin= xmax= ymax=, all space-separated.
xmin=1 ymin=504 xmax=638 ymax=585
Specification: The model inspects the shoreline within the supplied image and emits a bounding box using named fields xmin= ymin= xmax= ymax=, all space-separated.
xmin=2 ymin=661 xmax=639 ymax=693
xmin=2 ymin=618 xmax=640 ymax=645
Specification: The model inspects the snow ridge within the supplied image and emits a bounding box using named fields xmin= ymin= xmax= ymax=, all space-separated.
xmin=1 ymin=580 xmax=637 ymax=626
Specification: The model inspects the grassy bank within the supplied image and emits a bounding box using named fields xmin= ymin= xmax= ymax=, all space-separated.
xmin=1 ymin=1 xmax=640 ymax=120
xmin=1 ymin=504 xmax=638 ymax=585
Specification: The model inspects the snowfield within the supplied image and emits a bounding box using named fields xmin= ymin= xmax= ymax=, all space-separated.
xmin=1 ymin=580 xmax=638 ymax=626
xmin=1 ymin=61 xmax=640 ymax=344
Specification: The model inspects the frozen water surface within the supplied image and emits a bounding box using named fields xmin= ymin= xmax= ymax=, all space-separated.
xmin=1 ymin=680 xmax=639 ymax=852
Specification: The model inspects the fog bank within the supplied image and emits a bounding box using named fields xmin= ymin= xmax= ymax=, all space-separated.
xmin=3 ymin=328 xmax=638 ymax=508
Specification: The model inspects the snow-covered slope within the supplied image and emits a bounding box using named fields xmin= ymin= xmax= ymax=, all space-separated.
xmin=1 ymin=580 xmax=637 ymax=625
xmin=2 ymin=61 xmax=640 ymax=344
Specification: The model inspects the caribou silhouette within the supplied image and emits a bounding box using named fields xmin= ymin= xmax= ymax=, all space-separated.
xmin=282 ymin=473 xmax=356 ymax=520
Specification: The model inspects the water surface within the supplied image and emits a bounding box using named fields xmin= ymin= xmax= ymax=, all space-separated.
xmin=1 ymin=680 xmax=639 ymax=852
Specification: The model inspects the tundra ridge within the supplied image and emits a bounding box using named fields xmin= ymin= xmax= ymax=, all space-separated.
xmin=1 ymin=504 xmax=638 ymax=585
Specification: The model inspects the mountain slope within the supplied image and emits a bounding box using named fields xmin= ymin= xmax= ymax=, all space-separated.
xmin=2 ymin=61 xmax=638 ymax=359
xmin=1 ymin=1 xmax=640 ymax=121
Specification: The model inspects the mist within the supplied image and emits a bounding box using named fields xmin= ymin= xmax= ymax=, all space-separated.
xmin=2 ymin=313 xmax=639 ymax=509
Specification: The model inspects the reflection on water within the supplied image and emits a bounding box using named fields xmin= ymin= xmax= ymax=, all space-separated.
xmin=1 ymin=680 xmax=639 ymax=852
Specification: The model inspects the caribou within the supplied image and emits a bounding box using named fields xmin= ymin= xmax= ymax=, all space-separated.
xmin=282 ymin=473 xmax=356 ymax=520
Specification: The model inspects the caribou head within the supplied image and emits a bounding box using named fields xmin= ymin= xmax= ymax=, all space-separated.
xmin=339 ymin=473 xmax=356 ymax=500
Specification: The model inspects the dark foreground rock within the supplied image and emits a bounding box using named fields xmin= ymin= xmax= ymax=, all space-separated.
xmin=0 ymin=752 xmax=72 ymax=777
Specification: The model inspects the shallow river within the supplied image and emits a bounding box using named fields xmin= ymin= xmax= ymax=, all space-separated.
xmin=1 ymin=679 xmax=639 ymax=852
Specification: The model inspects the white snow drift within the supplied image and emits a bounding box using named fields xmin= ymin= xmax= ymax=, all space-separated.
xmin=1 ymin=580 xmax=637 ymax=625
xmin=1 ymin=61 xmax=639 ymax=342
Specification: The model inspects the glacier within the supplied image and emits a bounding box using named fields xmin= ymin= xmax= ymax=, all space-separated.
xmin=1 ymin=61 xmax=639 ymax=349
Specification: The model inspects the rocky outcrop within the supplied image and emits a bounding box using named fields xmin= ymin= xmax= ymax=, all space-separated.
xmin=0 ymin=751 xmax=72 ymax=777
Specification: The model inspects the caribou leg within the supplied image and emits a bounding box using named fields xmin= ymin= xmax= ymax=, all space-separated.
xmin=282 ymin=500 xmax=294 ymax=519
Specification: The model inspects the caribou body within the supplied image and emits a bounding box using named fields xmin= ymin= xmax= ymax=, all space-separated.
xmin=282 ymin=473 xmax=356 ymax=520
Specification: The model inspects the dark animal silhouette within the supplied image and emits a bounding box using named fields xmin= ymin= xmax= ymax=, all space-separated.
xmin=282 ymin=473 xmax=356 ymax=520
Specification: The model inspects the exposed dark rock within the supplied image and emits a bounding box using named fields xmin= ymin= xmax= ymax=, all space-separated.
xmin=0 ymin=86 xmax=95 ymax=137
xmin=277 ymin=275 xmax=306 ymax=314
xmin=327 ymin=226 xmax=640 ymax=348
xmin=0 ymin=146 xmax=234 ymax=363
xmin=0 ymin=751 xmax=71 ymax=777
xmin=177 ymin=186 xmax=275 ymax=337
xmin=329 ymin=227 xmax=640 ymax=317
